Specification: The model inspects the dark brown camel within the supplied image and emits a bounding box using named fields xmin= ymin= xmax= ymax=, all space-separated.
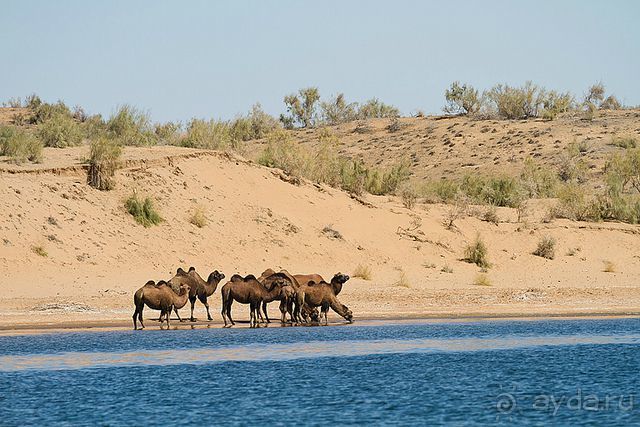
xmin=294 ymin=272 xmax=350 ymax=296
xmin=258 ymin=271 xmax=299 ymax=323
xmin=132 ymin=280 xmax=190 ymax=329
xmin=168 ymin=267 xmax=225 ymax=322
xmin=220 ymin=274 xmax=287 ymax=327
xmin=295 ymin=280 xmax=353 ymax=325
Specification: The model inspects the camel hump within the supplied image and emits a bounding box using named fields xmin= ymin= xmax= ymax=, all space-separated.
xmin=176 ymin=267 xmax=187 ymax=275
xmin=244 ymin=274 xmax=257 ymax=281
xmin=188 ymin=266 xmax=196 ymax=272
xmin=157 ymin=280 xmax=168 ymax=286
xmin=308 ymin=280 xmax=316 ymax=286
xmin=230 ymin=274 xmax=244 ymax=282
xmin=145 ymin=280 xmax=156 ymax=286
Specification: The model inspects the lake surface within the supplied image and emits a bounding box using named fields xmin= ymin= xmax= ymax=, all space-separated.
xmin=0 ymin=318 xmax=639 ymax=426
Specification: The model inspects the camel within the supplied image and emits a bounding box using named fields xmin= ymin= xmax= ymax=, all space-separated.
xmin=258 ymin=271 xmax=299 ymax=323
xmin=132 ymin=280 xmax=190 ymax=330
xmin=294 ymin=272 xmax=350 ymax=296
xmin=220 ymin=274 xmax=287 ymax=327
xmin=168 ymin=267 xmax=225 ymax=322
xmin=295 ymin=280 xmax=353 ymax=325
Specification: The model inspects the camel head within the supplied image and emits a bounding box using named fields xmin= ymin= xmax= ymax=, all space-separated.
xmin=332 ymin=273 xmax=350 ymax=285
xmin=178 ymin=283 xmax=191 ymax=295
xmin=207 ymin=270 xmax=225 ymax=284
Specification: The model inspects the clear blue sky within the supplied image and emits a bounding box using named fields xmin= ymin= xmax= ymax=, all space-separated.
xmin=1 ymin=0 xmax=638 ymax=122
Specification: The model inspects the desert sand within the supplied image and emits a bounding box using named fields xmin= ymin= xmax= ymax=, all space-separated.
xmin=1 ymin=110 xmax=639 ymax=332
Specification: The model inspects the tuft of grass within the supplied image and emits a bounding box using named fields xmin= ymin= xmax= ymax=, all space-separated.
xmin=107 ymin=105 xmax=157 ymax=146
xmin=189 ymin=206 xmax=207 ymax=228
xmin=603 ymin=261 xmax=616 ymax=273
xmin=125 ymin=194 xmax=163 ymax=227
xmin=423 ymin=262 xmax=436 ymax=269
xmin=463 ymin=235 xmax=490 ymax=268
xmin=473 ymin=273 xmax=492 ymax=286
xmin=352 ymin=264 xmax=372 ymax=280
xmin=87 ymin=137 xmax=122 ymax=190
xmin=394 ymin=270 xmax=411 ymax=288
xmin=533 ymin=236 xmax=556 ymax=260
xmin=32 ymin=245 xmax=48 ymax=257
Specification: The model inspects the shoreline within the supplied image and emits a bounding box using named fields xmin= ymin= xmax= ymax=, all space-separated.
xmin=1 ymin=310 xmax=638 ymax=337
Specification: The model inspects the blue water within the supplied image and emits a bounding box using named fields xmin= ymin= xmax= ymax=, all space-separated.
xmin=0 ymin=318 xmax=639 ymax=426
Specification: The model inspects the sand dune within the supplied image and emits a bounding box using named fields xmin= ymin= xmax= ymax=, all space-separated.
xmin=1 ymin=142 xmax=639 ymax=329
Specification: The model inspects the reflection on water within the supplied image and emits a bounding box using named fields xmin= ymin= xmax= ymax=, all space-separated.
xmin=1 ymin=333 xmax=639 ymax=372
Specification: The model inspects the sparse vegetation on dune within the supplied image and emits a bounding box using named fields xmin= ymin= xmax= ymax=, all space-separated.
xmin=189 ymin=206 xmax=208 ymax=228
xmin=0 ymin=125 xmax=43 ymax=164
xmin=472 ymin=273 xmax=491 ymax=286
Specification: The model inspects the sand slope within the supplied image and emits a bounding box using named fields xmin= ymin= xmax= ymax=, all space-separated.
xmin=1 ymin=144 xmax=639 ymax=328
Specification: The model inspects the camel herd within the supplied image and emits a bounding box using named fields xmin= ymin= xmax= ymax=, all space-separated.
xmin=132 ymin=267 xmax=353 ymax=329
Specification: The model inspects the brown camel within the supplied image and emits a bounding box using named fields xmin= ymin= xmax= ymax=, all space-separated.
xmin=220 ymin=274 xmax=287 ymax=327
xmin=132 ymin=280 xmax=190 ymax=330
xmin=168 ymin=267 xmax=225 ymax=322
xmin=295 ymin=280 xmax=353 ymax=325
xmin=258 ymin=271 xmax=299 ymax=323
xmin=294 ymin=272 xmax=350 ymax=296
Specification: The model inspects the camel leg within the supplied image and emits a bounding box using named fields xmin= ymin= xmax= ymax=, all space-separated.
xmin=165 ymin=309 xmax=171 ymax=328
xmin=262 ymin=301 xmax=271 ymax=323
xmin=132 ymin=309 xmax=139 ymax=330
xmin=199 ymin=297 xmax=213 ymax=321
xmin=138 ymin=305 xmax=145 ymax=329
xmin=189 ymin=297 xmax=197 ymax=322
xmin=221 ymin=301 xmax=228 ymax=327
xmin=174 ymin=307 xmax=183 ymax=322
xmin=279 ymin=300 xmax=286 ymax=324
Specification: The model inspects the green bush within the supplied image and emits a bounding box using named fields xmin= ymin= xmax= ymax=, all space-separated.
xmin=125 ymin=194 xmax=163 ymax=227
xmin=463 ymin=235 xmax=490 ymax=268
xmin=554 ymin=183 xmax=599 ymax=221
xmin=87 ymin=137 xmax=122 ymax=190
xmin=154 ymin=121 xmax=182 ymax=145
xmin=107 ymin=105 xmax=157 ymax=146
xmin=280 ymin=87 xmax=320 ymax=128
xmin=424 ymin=179 xmax=459 ymax=203
xmin=357 ymin=98 xmax=400 ymax=119
xmin=258 ymin=129 xmax=307 ymax=177
xmin=230 ymin=103 xmax=279 ymax=142
xmin=0 ymin=126 xmax=43 ymax=164
xmin=558 ymin=141 xmax=588 ymax=183
xmin=320 ymin=93 xmax=358 ymax=125
xmin=486 ymin=81 xmax=542 ymax=119
xmin=29 ymin=100 xmax=72 ymax=125
xmin=37 ymin=112 xmax=83 ymax=147
xmin=180 ymin=118 xmax=231 ymax=150
xmin=540 ymin=90 xmax=574 ymax=120
xmin=443 ymin=82 xmax=480 ymax=115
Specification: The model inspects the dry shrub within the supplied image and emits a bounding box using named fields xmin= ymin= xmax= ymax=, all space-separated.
xmin=533 ymin=236 xmax=556 ymax=260
xmin=400 ymin=184 xmax=418 ymax=209
xmin=394 ymin=270 xmax=411 ymax=288
xmin=603 ymin=261 xmax=616 ymax=273
xmin=31 ymin=245 xmax=48 ymax=257
xmin=37 ymin=112 xmax=83 ymax=147
xmin=87 ymin=137 xmax=122 ymax=190
xmin=352 ymin=264 xmax=372 ymax=280
xmin=189 ymin=206 xmax=207 ymax=228
xmin=482 ymin=206 xmax=499 ymax=225
xmin=322 ymin=224 xmax=343 ymax=240
xmin=473 ymin=273 xmax=492 ymax=286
